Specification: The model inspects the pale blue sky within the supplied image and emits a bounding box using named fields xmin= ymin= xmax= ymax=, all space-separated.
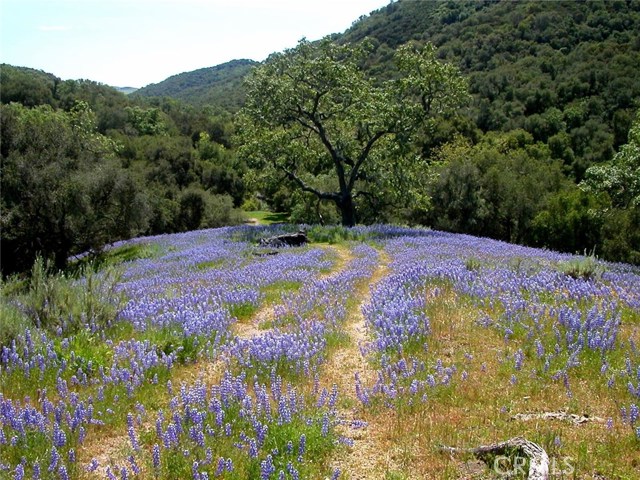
xmin=1 ymin=0 xmax=388 ymax=88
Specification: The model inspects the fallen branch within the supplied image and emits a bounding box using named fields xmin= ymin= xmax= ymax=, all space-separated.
xmin=512 ymin=411 xmax=605 ymax=426
xmin=439 ymin=436 xmax=549 ymax=480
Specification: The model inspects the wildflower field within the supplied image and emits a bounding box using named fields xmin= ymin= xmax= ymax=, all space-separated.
xmin=1 ymin=225 xmax=639 ymax=479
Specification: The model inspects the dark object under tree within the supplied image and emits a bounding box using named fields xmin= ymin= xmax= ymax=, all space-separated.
xmin=258 ymin=230 xmax=308 ymax=248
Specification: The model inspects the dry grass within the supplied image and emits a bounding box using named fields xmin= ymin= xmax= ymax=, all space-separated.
xmin=362 ymin=284 xmax=640 ymax=479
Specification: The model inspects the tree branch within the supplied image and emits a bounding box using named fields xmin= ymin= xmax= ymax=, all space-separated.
xmin=348 ymin=130 xmax=389 ymax=191
xmin=280 ymin=165 xmax=338 ymax=202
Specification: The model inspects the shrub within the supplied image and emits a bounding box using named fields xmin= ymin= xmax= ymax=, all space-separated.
xmin=19 ymin=257 xmax=124 ymax=334
xmin=558 ymin=252 xmax=605 ymax=280
xmin=0 ymin=301 xmax=30 ymax=348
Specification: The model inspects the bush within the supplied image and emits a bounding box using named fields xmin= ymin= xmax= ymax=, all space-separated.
xmin=558 ymin=252 xmax=605 ymax=281
xmin=0 ymin=301 xmax=30 ymax=348
xmin=19 ymin=257 xmax=124 ymax=335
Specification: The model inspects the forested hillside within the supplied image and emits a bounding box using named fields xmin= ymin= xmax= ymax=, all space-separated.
xmin=341 ymin=0 xmax=640 ymax=177
xmin=2 ymin=0 xmax=640 ymax=272
xmin=133 ymin=59 xmax=257 ymax=112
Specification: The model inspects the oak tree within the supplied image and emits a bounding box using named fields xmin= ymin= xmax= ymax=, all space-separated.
xmin=238 ymin=38 xmax=468 ymax=226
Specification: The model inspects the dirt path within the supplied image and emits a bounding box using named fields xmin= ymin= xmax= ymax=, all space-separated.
xmin=326 ymin=247 xmax=394 ymax=480
xmin=233 ymin=245 xmax=349 ymax=340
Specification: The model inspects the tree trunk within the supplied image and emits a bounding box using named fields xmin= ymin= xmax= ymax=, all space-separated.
xmin=338 ymin=193 xmax=356 ymax=227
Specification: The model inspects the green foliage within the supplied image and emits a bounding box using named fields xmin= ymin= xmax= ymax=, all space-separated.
xmin=176 ymin=188 xmax=243 ymax=231
xmin=531 ymin=188 xmax=605 ymax=254
xmin=306 ymin=225 xmax=373 ymax=244
xmin=426 ymin=133 xmax=568 ymax=243
xmin=0 ymin=64 xmax=58 ymax=106
xmin=345 ymin=0 xmax=640 ymax=174
xmin=238 ymin=37 xmax=467 ymax=226
xmin=579 ymin=111 xmax=640 ymax=263
xmin=243 ymin=210 xmax=291 ymax=225
xmin=5 ymin=256 xmax=124 ymax=336
xmin=582 ymin=110 xmax=640 ymax=209
xmin=133 ymin=59 xmax=257 ymax=111
xmin=0 ymin=299 xmax=30 ymax=348
xmin=0 ymin=102 xmax=149 ymax=273
xmin=557 ymin=252 xmax=605 ymax=281
xmin=599 ymin=208 xmax=640 ymax=265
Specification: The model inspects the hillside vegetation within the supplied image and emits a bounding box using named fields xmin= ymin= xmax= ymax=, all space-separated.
xmin=133 ymin=59 xmax=257 ymax=112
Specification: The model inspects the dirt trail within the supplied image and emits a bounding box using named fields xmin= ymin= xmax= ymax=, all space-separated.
xmin=234 ymin=304 xmax=276 ymax=339
xmin=233 ymin=245 xmax=349 ymax=340
xmin=326 ymin=247 xmax=394 ymax=480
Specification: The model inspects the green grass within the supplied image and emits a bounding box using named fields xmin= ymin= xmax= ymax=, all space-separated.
xmin=243 ymin=210 xmax=290 ymax=225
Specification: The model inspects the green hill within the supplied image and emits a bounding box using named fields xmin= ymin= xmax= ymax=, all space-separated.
xmin=340 ymin=0 xmax=640 ymax=178
xmin=134 ymin=1 xmax=639 ymax=176
xmin=132 ymin=59 xmax=257 ymax=112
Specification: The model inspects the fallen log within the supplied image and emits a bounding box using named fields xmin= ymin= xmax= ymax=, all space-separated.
xmin=258 ymin=230 xmax=308 ymax=248
xmin=439 ymin=436 xmax=549 ymax=480
xmin=512 ymin=411 xmax=605 ymax=425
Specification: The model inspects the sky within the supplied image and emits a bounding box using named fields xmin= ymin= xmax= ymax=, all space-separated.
xmin=1 ymin=0 xmax=389 ymax=88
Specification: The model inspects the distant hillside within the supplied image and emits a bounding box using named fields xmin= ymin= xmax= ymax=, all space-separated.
xmin=116 ymin=86 xmax=138 ymax=95
xmin=0 ymin=64 xmax=60 ymax=106
xmin=134 ymin=1 xmax=640 ymax=177
xmin=338 ymin=0 xmax=640 ymax=178
xmin=133 ymin=59 xmax=257 ymax=112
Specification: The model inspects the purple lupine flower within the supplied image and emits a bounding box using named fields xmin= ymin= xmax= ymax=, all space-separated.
xmin=106 ymin=467 xmax=117 ymax=480
xmin=48 ymin=447 xmax=60 ymax=472
xmin=128 ymin=455 xmax=140 ymax=475
xmin=215 ymin=458 xmax=225 ymax=476
xmin=249 ymin=438 xmax=258 ymax=458
xmin=298 ymin=434 xmax=306 ymax=461
xmin=14 ymin=464 xmax=24 ymax=480
xmin=630 ymin=404 xmax=639 ymax=426
xmin=53 ymin=423 xmax=67 ymax=448
xmin=514 ymin=349 xmax=524 ymax=371
xmin=260 ymin=455 xmax=275 ymax=480
xmin=58 ymin=465 xmax=69 ymax=480
xmin=331 ymin=468 xmax=341 ymax=480
xmin=286 ymin=462 xmax=300 ymax=480
xmin=127 ymin=413 xmax=140 ymax=451
xmin=152 ymin=444 xmax=160 ymax=470
xmin=328 ymin=384 xmax=338 ymax=408
xmin=86 ymin=459 xmax=99 ymax=472
xmin=321 ymin=413 xmax=330 ymax=436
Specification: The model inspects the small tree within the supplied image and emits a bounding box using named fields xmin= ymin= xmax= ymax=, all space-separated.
xmin=238 ymin=38 xmax=468 ymax=226
xmin=0 ymin=102 xmax=149 ymax=273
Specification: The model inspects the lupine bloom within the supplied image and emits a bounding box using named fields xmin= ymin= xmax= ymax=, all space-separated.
xmin=86 ymin=459 xmax=99 ymax=472
xmin=14 ymin=464 xmax=24 ymax=480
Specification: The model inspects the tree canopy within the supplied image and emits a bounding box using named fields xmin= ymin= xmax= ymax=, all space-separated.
xmin=238 ymin=38 xmax=468 ymax=226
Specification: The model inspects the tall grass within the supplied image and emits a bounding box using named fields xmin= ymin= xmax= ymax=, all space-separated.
xmin=0 ymin=256 xmax=124 ymax=346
